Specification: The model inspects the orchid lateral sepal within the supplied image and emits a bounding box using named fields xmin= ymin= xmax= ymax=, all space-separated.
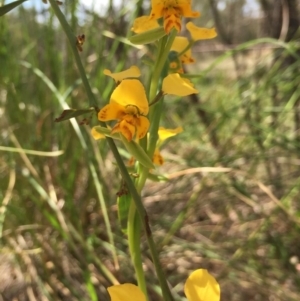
xmin=120 ymin=135 xmax=155 ymax=169
xmin=129 ymin=27 xmax=167 ymax=45
xmin=91 ymin=126 xmax=121 ymax=140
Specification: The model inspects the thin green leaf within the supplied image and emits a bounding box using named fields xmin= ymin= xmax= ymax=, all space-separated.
xmin=0 ymin=0 xmax=28 ymax=17
xmin=0 ymin=146 xmax=64 ymax=157
xmin=55 ymin=108 xmax=94 ymax=122
xmin=84 ymin=272 xmax=98 ymax=301
xmin=147 ymin=173 xmax=169 ymax=182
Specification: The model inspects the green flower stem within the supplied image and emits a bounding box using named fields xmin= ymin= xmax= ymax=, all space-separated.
xmin=108 ymin=138 xmax=174 ymax=301
xmin=127 ymin=31 xmax=179 ymax=301
xmin=149 ymin=29 xmax=177 ymax=100
xmin=148 ymin=36 xmax=167 ymax=103
xmin=148 ymin=97 xmax=165 ymax=159
xmin=128 ymin=201 xmax=148 ymax=301
xmin=127 ymin=29 xmax=178 ymax=301
xmin=149 ymin=90 xmax=164 ymax=106
xmin=148 ymin=29 xmax=177 ymax=159
xmin=49 ymin=2 xmax=174 ymax=301
xmin=128 ymin=162 xmax=148 ymax=300
xmin=127 ymin=166 xmax=149 ymax=300
xmin=127 ymin=163 xmax=152 ymax=300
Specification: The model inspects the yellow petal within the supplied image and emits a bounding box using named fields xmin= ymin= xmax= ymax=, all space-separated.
xmin=150 ymin=0 xmax=200 ymax=19
xmin=111 ymin=119 xmax=136 ymax=142
xmin=131 ymin=16 xmax=160 ymax=33
xmin=158 ymin=126 xmax=183 ymax=141
xmin=180 ymin=1 xmax=200 ymax=18
xmin=162 ymin=73 xmax=198 ymax=96
xmin=163 ymin=7 xmax=182 ymax=33
xmin=186 ymin=22 xmax=217 ymax=41
xmin=108 ymin=284 xmax=147 ymax=301
xmin=171 ymin=36 xmax=189 ymax=52
xmin=136 ymin=116 xmax=150 ymax=140
xmin=149 ymin=1 xmax=164 ymax=19
xmin=171 ymin=37 xmax=195 ymax=64
xmin=98 ymin=103 xmax=126 ymax=121
xmin=153 ymin=148 xmax=164 ymax=165
xmin=180 ymin=52 xmax=195 ymax=64
xmin=91 ymin=127 xmax=105 ymax=140
xmin=184 ymin=269 xmax=220 ymax=301
xmin=128 ymin=156 xmax=135 ymax=166
xmin=103 ymin=66 xmax=141 ymax=82
xmin=110 ymin=79 xmax=149 ymax=115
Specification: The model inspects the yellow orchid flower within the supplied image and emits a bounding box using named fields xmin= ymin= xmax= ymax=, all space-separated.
xmin=158 ymin=126 xmax=183 ymax=142
xmin=107 ymin=269 xmax=220 ymax=301
xmin=131 ymin=16 xmax=160 ymax=33
xmin=153 ymin=126 xmax=183 ymax=165
xmin=184 ymin=269 xmax=220 ymax=301
xmin=162 ymin=73 xmax=198 ymax=96
xmin=149 ymin=0 xmax=200 ymax=34
xmin=171 ymin=36 xmax=195 ymax=64
xmin=168 ymin=23 xmax=217 ymax=72
xmin=103 ymin=66 xmax=141 ymax=83
xmin=127 ymin=127 xmax=183 ymax=166
xmin=152 ymin=148 xmax=164 ymax=165
xmin=108 ymin=283 xmax=147 ymax=301
xmin=186 ymin=22 xmax=217 ymax=41
xmin=98 ymin=79 xmax=149 ymax=141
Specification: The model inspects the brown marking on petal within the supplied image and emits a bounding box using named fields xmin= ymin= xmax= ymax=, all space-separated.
xmin=123 ymin=114 xmax=138 ymax=127
xmin=164 ymin=13 xmax=181 ymax=33
xmin=190 ymin=12 xmax=200 ymax=17
xmin=158 ymin=156 xmax=164 ymax=165
xmin=117 ymin=110 xmax=127 ymax=120
xmin=111 ymin=122 xmax=121 ymax=135
xmin=153 ymin=152 xmax=164 ymax=165
xmin=119 ymin=119 xmax=135 ymax=141
xmin=166 ymin=22 xmax=181 ymax=33
xmin=98 ymin=108 xmax=108 ymax=120
xmin=170 ymin=61 xmax=178 ymax=69
xmin=127 ymin=156 xmax=135 ymax=166
xmin=121 ymin=124 xmax=133 ymax=141
xmin=174 ymin=19 xmax=181 ymax=31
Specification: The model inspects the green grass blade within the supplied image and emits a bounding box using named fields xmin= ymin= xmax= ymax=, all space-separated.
xmin=0 ymin=0 xmax=27 ymax=17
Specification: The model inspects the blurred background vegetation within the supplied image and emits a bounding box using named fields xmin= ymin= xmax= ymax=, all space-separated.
xmin=1 ymin=0 xmax=300 ymax=300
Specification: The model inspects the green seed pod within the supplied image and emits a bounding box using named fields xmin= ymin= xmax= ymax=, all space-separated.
xmin=129 ymin=27 xmax=166 ymax=45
